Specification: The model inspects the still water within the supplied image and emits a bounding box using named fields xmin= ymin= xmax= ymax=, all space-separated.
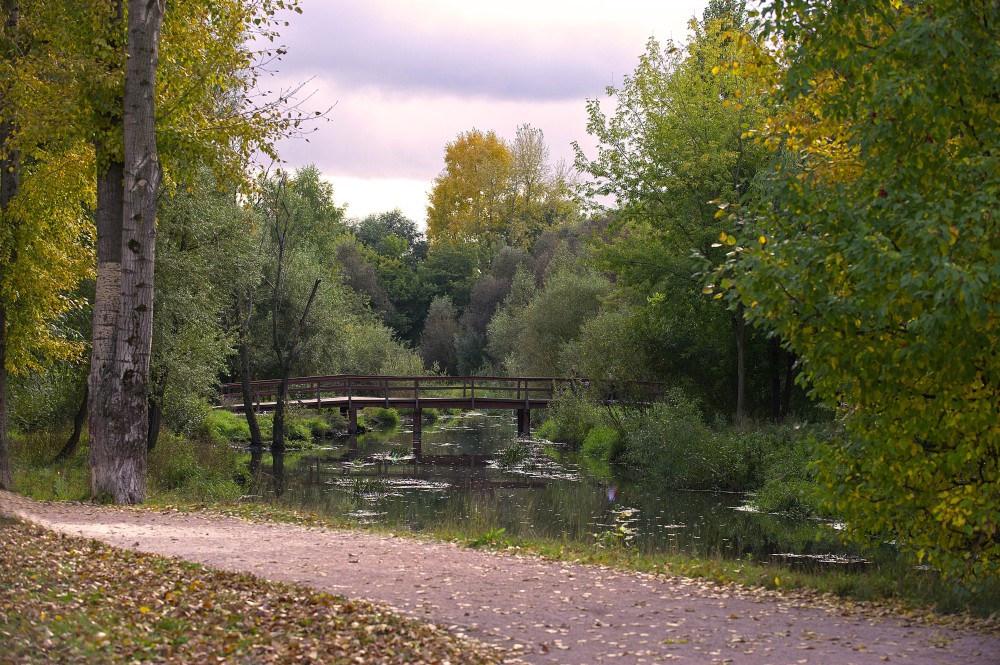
xmin=249 ymin=412 xmax=865 ymax=566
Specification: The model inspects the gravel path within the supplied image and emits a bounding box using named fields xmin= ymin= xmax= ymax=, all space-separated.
xmin=2 ymin=491 xmax=997 ymax=665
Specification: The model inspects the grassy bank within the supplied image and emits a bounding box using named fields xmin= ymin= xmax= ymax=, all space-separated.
xmin=0 ymin=515 xmax=504 ymax=664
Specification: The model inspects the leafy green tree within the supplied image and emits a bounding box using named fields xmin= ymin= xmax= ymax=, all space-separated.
xmin=575 ymin=10 xmax=774 ymax=423
xmin=419 ymin=296 xmax=459 ymax=374
xmin=148 ymin=169 xmax=257 ymax=448
xmin=733 ymin=0 xmax=999 ymax=585
xmin=490 ymin=266 xmax=611 ymax=377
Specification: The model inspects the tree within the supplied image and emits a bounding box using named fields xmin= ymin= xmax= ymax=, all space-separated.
xmin=734 ymin=0 xmax=999 ymax=585
xmin=148 ymin=168 xmax=253 ymax=449
xmin=87 ymin=0 xmax=165 ymax=503
xmin=419 ymin=296 xmax=458 ymax=374
xmin=575 ymin=10 xmax=774 ymax=424
xmin=261 ymin=172 xmax=323 ymax=454
xmin=427 ymin=126 xmax=574 ymax=248
xmin=0 ymin=2 xmax=95 ymax=490
xmin=427 ymin=129 xmax=513 ymax=245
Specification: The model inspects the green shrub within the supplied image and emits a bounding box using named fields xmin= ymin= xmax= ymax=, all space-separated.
xmin=537 ymin=390 xmax=605 ymax=450
xmin=581 ymin=425 xmax=621 ymax=461
xmin=10 ymin=431 xmax=90 ymax=501
xmin=198 ymin=410 xmax=250 ymax=446
xmin=148 ymin=431 xmax=243 ymax=501
xmin=421 ymin=408 xmax=441 ymax=424
xmin=363 ymin=407 xmax=400 ymax=429
xmin=613 ymin=391 xmax=715 ymax=486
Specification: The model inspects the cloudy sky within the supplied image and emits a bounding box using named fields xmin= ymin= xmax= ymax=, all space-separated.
xmin=266 ymin=0 xmax=708 ymax=226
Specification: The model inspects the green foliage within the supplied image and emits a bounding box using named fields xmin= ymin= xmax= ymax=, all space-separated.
xmin=465 ymin=527 xmax=508 ymax=549
xmin=491 ymin=266 xmax=611 ymax=377
xmin=581 ymin=425 xmax=622 ymax=461
xmin=198 ymin=410 xmax=250 ymax=447
xmin=9 ymin=432 xmax=90 ymax=501
xmin=147 ymin=431 xmax=243 ymax=501
xmin=537 ymin=390 xmax=606 ymax=450
xmin=734 ymin=0 xmax=1000 ymax=586
xmin=7 ymin=362 xmax=87 ymax=434
xmin=363 ymin=408 xmax=400 ymax=430
xmin=419 ymin=296 xmax=458 ymax=374
xmin=613 ymin=393 xmax=802 ymax=492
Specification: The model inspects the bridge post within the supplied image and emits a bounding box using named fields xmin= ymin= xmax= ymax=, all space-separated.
xmin=412 ymin=409 xmax=422 ymax=456
xmin=348 ymin=407 xmax=358 ymax=435
xmin=516 ymin=408 xmax=530 ymax=436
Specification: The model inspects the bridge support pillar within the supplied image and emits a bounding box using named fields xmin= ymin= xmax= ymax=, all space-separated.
xmin=516 ymin=409 xmax=530 ymax=436
xmin=412 ymin=409 xmax=422 ymax=456
xmin=348 ymin=408 xmax=358 ymax=435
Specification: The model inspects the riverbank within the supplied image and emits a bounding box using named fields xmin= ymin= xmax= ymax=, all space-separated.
xmin=3 ymin=491 xmax=998 ymax=665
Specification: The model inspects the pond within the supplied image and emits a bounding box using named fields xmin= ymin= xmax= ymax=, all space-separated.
xmin=246 ymin=412 xmax=870 ymax=568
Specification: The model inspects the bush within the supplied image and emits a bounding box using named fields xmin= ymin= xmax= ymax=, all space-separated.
xmin=363 ymin=407 xmax=400 ymax=430
xmin=613 ymin=391 xmax=716 ymax=486
xmin=148 ymin=431 xmax=243 ymax=501
xmin=198 ymin=410 xmax=250 ymax=446
xmin=10 ymin=431 xmax=90 ymax=501
xmin=581 ymin=425 xmax=622 ymax=461
xmin=536 ymin=390 xmax=605 ymax=450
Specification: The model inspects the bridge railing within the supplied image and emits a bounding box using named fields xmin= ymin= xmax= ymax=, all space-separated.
xmin=219 ymin=374 xmax=576 ymax=410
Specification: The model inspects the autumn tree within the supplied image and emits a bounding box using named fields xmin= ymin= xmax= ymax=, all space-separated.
xmin=427 ymin=129 xmax=513 ymax=245
xmin=733 ymin=0 xmax=999 ymax=585
xmin=427 ymin=126 xmax=573 ymax=248
xmin=0 ymin=1 xmax=95 ymax=490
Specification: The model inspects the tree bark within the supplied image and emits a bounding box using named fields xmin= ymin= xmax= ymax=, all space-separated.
xmin=0 ymin=0 xmax=20 ymax=490
xmin=91 ymin=0 xmax=164 ymax=503
xmin=271 ymin=279 xmax=320 ymax=455
xmin=146 ymin=382 xmax=164 ymax=452
xmin=87 ymin=0 xmax=126 ymax=500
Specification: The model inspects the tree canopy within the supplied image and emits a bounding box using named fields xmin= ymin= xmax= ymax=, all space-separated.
xmin=731 ymin=0 xmax=999 ymax=585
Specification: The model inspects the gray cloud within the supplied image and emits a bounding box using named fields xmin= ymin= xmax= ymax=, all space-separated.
xmin=269 ymin=2 xmax=643 ymax=101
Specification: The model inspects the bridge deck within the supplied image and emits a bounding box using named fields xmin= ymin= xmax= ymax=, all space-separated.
xmin=224 ymin=395 xmax=554 ymax=413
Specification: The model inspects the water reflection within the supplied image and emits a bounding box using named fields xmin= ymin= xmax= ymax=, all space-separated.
xmin=247 ymin=412 xmax=866 ymax=565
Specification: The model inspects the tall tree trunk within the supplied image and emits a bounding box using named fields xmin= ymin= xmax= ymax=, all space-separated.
xmin=0 ymin=0 xmax=20 ymax=490
xmin=91 ymin=0 xmax=165 ymax=504
xmin=271 ymin=369 xmax=289 ymax=454
xmin=731 ymin=305 xmax=746 ymax=427
xmin=146 ymin=383 xmax=164 ymax=452
xmin=55 ymin=385 xmax=88 ymax=462
xmin=88 ymin=156 xmax=125 ymax=497
xmin=88 ymin=0 xmax=126 ymax=501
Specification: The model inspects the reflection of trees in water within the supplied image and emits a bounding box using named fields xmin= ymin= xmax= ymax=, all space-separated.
xmin=243 ymin=414 xmax=855 ymax=563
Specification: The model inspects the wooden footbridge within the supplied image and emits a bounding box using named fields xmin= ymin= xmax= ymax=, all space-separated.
xmin=220 ymin=374 xmax=661 ymax=438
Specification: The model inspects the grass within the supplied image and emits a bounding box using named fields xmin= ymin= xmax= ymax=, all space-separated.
xmin=0 ymin=515 xmax=505 ymax=664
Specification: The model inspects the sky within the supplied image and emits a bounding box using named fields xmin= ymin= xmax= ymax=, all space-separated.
xmin=266 ymin=0 xmax=708 ymax=227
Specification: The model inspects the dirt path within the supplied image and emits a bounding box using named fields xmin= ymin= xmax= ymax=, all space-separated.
xmin=1 ymin=492 xmax=996 ymax=665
